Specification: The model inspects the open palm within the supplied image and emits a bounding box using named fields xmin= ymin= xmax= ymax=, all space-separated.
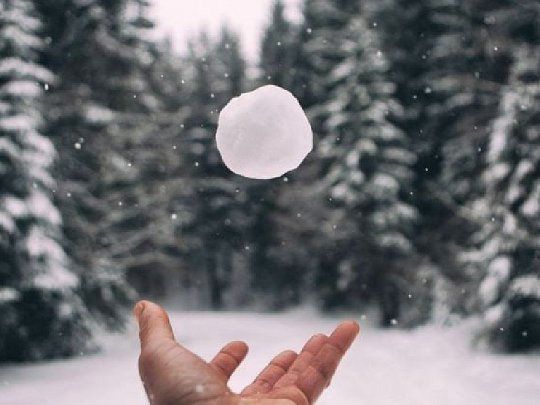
xmin=135 ymin=301 xmax=359 ymax=405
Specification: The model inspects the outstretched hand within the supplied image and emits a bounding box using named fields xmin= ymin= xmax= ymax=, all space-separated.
xmin=134 ymin=300 xmax=359 ymax=405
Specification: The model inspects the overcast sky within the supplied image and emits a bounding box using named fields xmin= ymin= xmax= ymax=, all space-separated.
xmin=150 ymin=0 xmax=301 ymax=61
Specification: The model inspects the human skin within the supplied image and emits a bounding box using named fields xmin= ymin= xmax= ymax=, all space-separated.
xmin=134 ymin=300 xmax=360 ymax=405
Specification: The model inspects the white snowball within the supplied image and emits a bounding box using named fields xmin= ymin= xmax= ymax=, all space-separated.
xmin=216 ymin=85 xmax=313 ymax=179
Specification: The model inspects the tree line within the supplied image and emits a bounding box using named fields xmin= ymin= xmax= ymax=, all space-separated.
xmin=0 ymin=0 xmax=538 ymax=361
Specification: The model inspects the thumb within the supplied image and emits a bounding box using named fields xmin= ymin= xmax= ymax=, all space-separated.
xmin=134 ymin=300 xmax=175 ymax=349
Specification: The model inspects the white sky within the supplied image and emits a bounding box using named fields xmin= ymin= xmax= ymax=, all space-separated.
xmin=150 ymin=0 xmax=302 ymax=61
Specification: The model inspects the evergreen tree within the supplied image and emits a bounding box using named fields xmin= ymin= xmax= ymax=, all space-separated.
xmin=315 ymin=5 xmax=424 ymax=325
xmin=91 ymin=0 xmax=175 ymax=312
xmin=0 ymin=0 xmax=90 ymax=361
xmin=247 ymin=1 xmax=308 ymax=310
xmin=179 ymin=30 xmax=250 ymax=309
xmin=260 ymin=0 xmax=297 ymax=88
xmin=103 ymin=39 xmax=193 ymax=299
xmin=415 ymin=0 xmax=505 ymax=315
xmin=288 ymin=0 xmax=341 ymax=109
xmin=290 ymin=0 xmax=362 ymax=309
xmin=34 ymin=0 xmax=158 ymax=328
xmin=372 ymin=0 xmax=512 ymax=315
xmin=467 ymin=4 xmax=540 ymax=350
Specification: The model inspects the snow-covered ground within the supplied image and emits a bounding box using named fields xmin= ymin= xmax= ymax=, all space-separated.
xmin=1 ymin=309 xmax=539 ymax=405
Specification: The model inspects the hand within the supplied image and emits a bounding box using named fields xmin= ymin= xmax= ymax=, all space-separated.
xmin=134 ymin=300 xmax=359 ymax=405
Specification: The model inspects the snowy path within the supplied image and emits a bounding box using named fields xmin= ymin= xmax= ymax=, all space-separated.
xmin=1 ymin=309 xmax=539 ymax=405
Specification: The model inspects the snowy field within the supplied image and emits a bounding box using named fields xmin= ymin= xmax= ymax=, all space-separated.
xmin=1 ymin=309 xmax=539 ymax=405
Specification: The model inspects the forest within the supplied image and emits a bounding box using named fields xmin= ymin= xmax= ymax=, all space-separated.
xmin=0 ymin=0 xmax=539 ymax=364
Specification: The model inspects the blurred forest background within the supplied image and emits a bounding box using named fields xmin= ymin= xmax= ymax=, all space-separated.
xmin=0 ymin=0 xmax=539 ymax=363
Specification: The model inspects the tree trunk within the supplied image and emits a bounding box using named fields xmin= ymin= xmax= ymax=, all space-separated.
xmin=206 ymin=253 xmax=222 ymax=310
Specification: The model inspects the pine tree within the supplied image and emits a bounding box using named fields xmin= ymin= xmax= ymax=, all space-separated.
xmin=34 ymin=0 xmax=157 ymax=328
xmin=288 ymin=0 xmax=358 ymax=309
xmin=371 ymin=0 xmax=513 ymax=316
xmin=467 ymin=2 xmax=540 ymax=351
xmin=90 ymin=0 xmax=180 ymax=315
xmin=288 ymin=0 xmax=351 ymax=110
xmin=260 ymin=0 xmax=297 ymax=88
xmin=0 ymin=0 xmax=90 ymax=361
xmin=179 ymin=30 xmax=250 ymax=309
xmin=101 ymin=38 xmax=194 ymax=299
xmin=315 ymin=4 xmax=425 ymax=325
xmin=245 ymin=1 xmax=308 ymax=310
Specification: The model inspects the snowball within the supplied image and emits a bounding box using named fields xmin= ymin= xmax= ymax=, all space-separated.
xmin=216 ymin=85 xmax=313 ymax=179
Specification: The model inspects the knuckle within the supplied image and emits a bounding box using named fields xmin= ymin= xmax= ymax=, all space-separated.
xmin=282 ymin=349 xmax=297 ymax=357
xmin=327 ymin=342 xmax=344 ymax=356
xmin=313 ymin=362 xmax=332 ymax=381
xmin=256 ymin=376 xmax=273 ymax=389
xmin=221 ymin=349 xmax=241 ymax=365
xmin=138 ymin=350 xmax=153 ymax=372
xmin=138 ymin=345 xmax=160 ymax=372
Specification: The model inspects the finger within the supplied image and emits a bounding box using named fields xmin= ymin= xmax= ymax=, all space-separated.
xmin=296 ymin=321 xmax=359 ymax=403
xmin=210 ymin=341 xmax=249 ymax=381
xmin=274 ymin=333 xmax=327 ymax=388
xmin=241 ymin=350 xmax=297 ymax=395
xmin=134 ymin=300 xmax=175 ymax=349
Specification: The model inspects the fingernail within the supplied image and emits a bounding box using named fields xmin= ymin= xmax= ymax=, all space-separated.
xmin=345 ymin=320 xmax=361 ymax=336
xmin=134 ymin=301 xmax=145 ymax=320
xmin=353 ymin=321 xmax=361 ymax=336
